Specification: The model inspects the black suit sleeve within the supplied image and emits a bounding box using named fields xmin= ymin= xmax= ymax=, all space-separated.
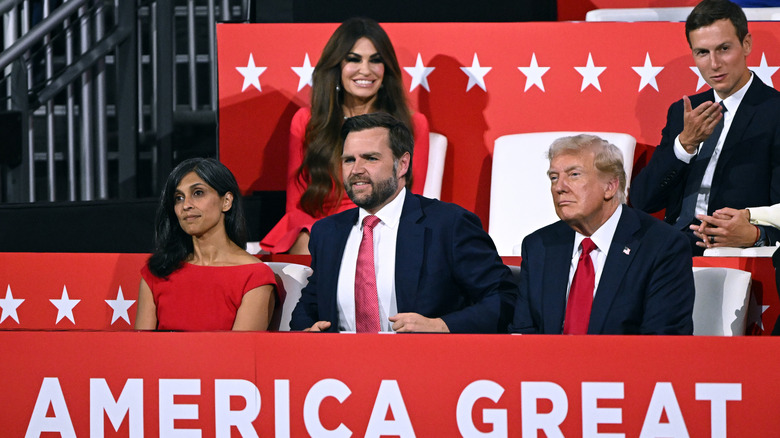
xmin=439 ymin=210 xmax=518 ymax=333
xmin=639 ymin=225 xmax=695 ymax=335
xmin=629 ymin=100 xmax=691 ymax=218
xmin=508 ymin=237 xmax=538 ymax=334
xmin=289 ymin=221 xmax=333 ymax=331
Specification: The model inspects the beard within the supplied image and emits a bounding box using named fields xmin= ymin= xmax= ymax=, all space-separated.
xmin=345 ymin=173 xmax=399 ymax=211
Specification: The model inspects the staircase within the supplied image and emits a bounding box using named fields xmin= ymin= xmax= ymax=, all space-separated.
xmin=0 ymin=0 xmax=248 ymax=204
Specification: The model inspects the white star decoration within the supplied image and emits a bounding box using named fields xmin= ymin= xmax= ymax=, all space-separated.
xmin=575 ymin=53 xmax=606 ymax=92
xmin=517 ymin=53 xmax=550 ymax=92
xmin=291 ymin=53 xmax=315 ymax=92
xmin=404 ymin=53 xmax=435 ymax=92
xmin=460 ymin=53 xmax=491 ymax=92
xmin=689 ymin=66 xmax=707 ymax=91
xmin=106 ymin=286 xmax=135 ymax=325
xmin=0 ymin=285 xmax=24 ymax=324
xmin=632 ymin=52 xmax=664 ymax=92
xmin=236 ymin=53 xmax=266 ymax=92
xmin=50 ymin=286 xmax=80 ymax=324
xmin=752 ymin=52 xmax=779 ymax=88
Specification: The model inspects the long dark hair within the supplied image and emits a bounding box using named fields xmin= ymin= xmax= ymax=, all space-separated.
xmin=297 ymin=17 xmax=413 ymax=216
xmin=147 ymin=158 xmax=247 ymax=278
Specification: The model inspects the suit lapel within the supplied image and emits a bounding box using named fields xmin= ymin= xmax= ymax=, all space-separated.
xmin=395 ymin=194 xmax=424 ymax=312
xmin=542 ymin=223 xmax=574 ymax=333
xmin=588 ymin=207 xmax=640 ymax=334
xmin=712 ymin=78 xmax=762 ymax=192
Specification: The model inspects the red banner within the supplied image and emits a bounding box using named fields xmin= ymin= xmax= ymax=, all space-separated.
xmin=1 ymin=252 xmax=778 ymax=334
xmin=1 ymin=332 xmax=779 ymax=437
xmin=217 ymin=22 xmax=780 ymax=223
xmin=0 ymin=253 xmax=146 ymax=331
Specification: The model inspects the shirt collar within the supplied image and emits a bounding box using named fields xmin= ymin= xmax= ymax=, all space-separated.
xmin=358 ymin=187 xmax=406 ymax=231
xmin=717 ymin=71 xmax=752 ymax=114
xmin=573 ymin=204 xmax=623 ymax=256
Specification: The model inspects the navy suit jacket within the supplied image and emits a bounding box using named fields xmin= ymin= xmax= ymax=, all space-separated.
xmin=290 ymin=193 xmax=518 ymax=333
xmin=510 ymin=206 xmax=695 ymax=335
xmin=630 ymin=76 xmax=780 ymax=246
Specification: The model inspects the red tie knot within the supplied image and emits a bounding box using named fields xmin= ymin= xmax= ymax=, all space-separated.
xmin=581 ymin=238 xmax=597 ymax=257
xmin=362 ymin=215 xmax=381 ymax=231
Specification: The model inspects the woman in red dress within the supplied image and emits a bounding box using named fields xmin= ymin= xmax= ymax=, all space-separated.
xmin=260 ymin=17 xmax=430 ymax=254
xmin=135 ymin=158 xmax=277 ymax=331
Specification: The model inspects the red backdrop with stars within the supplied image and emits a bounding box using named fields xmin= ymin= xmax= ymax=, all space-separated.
xmin=217 ymin=21 xmax=780 ymax=228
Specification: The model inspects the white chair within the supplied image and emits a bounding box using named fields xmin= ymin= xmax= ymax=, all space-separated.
xmin=423 ymin=132 xmax=447 ymax=200
xmin=266 ymin=262 xmax=312 ymax=331
xmin=743 ymin=7 xmax=780 ymax=20
xmin=586 ymin=7 xmax=693 ymax=22
xmin=489 ymin=131 xmax=636 ymax=256
xmin=703 ymin=246 xmax=777 ymax=258
xmin=692 ymin=267 xmax=752 ymax=336
xmin=585 ymin=6 xmax=780 ymax=22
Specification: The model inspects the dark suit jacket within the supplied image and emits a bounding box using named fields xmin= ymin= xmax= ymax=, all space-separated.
xmin=510 ymin=206 xmax=694 ymax=335
xmin=290 ymin=193 xmax=517 ymax=333
xmin=630 ymin=76 xmax=780 ymax=246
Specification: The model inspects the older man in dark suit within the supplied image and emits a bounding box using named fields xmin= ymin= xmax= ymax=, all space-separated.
xmin=291 ymin=113 xmax=516 ymax=333
xmin=511 ymin=134 xmax=695 ymax=335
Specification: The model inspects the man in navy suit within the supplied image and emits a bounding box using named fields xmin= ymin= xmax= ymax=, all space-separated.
xmin=290 ymin=113 xmax=516 ymax=333
xmin=511 ymin=135 xmax=695 ymax=335
xmin=630 ymin=0 xmax=780 ymax=255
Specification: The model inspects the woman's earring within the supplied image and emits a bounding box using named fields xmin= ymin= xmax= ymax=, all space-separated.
xmin=336 ymin=84 xmax=341 ymax=92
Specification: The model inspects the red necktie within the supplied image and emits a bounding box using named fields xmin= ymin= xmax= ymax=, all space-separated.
xmin=355 ymin=215 xmax=381 ymax=332
xmin=563 ymin=238 xmax=597 ymax=334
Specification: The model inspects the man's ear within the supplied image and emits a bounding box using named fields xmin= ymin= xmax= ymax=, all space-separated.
xmin=742 ymin=32 xmax=753 ymax=56
xmin=222 ymin=192 xmax=234 ymax=212
xmin=396 ymin=152 xmax=411 ymax=181
xmin=603 ymin=177 xmax=619 ymax=201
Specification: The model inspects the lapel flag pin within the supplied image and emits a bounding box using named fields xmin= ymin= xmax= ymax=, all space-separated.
xmin=623 ymin=246 xmax=631 ymax=255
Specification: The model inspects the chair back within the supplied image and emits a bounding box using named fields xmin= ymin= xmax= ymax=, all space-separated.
xmin=423 ymin=132 xmax=448 ymax=200
xmin=692 ymin=267 xmax=751 ymax=336
xmin=489 ymin=131 xmax=635 ymax=256
xmin=585 ymin=6 xmax=780 ymax=22
xmin=266 ymin=262 xmax=312 ymax=331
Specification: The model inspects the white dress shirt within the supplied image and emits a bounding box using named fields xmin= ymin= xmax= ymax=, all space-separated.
xmin=566 ymin=204 xmax=623 ymax=300
xmin=673 ymin=73 xmax=753 ymax=216
xmin=336 ymin=188 xmax=406 ymax=332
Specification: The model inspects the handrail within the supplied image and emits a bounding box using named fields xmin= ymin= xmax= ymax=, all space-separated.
xmin=0 ymin=0 xmax=89 ymax=73
xmin=31 ymin=22 xmax=132 ymax=106
xmin=0 ymin=0 xmax=23 ymax=16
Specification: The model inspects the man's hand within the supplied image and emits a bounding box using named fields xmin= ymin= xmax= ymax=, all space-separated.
xmin=679 ymin=95 xmax=724 ymax=154
xmin=690 ymin=208 xmax=757 ymax=248
xmin=304 ymin=321 xmax=332 ymax=332
xmin=389 ymin=313 xmax=450 ymax=333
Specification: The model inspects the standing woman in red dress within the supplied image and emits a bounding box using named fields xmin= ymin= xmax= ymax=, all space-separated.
xmin=135 ymin=158 xmax=277 ymax=331
xmin=260 ymin=17 xmax=430 ymax=254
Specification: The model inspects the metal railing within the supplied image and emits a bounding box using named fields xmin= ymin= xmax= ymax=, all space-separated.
xmin=0 ymin=0 xmax=244 ymax=203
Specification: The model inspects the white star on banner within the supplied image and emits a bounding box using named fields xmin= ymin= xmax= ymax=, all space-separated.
xmin=460 ymin=53 xmax=491 ymax=92
xmin=106 ymin=286 xmax=135 ymax=325
xmin=517 ymin=53 xmax=550 ymax=92
xmin=404 ymin=53 xmax=435 ymax=92
xmin=752 ymin=52 xmax=779 ymax=88
xmin=632 ymin=52 xmax=664 ymax=92
xmin=575 ymin=53 xmax=606 ymax=92
xmin=291 ymin=53 xmax=315 ymax=92
xmin=689 ymin=66 xmax=707 ymax=91
xmin=236 ymin=53 xmax=266 ymax=92
xmin=50 ymin=286 xmax=80 ymax=324
xmin=0 ymin=285 xmax=24 ymax=324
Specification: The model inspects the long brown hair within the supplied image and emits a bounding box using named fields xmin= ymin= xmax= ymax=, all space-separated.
xmin=297 ymin=17 xmax=413 ymax=216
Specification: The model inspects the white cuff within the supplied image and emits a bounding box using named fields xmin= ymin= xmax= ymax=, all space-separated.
xmin=673 ymin=134 xmax=698 ymax=164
